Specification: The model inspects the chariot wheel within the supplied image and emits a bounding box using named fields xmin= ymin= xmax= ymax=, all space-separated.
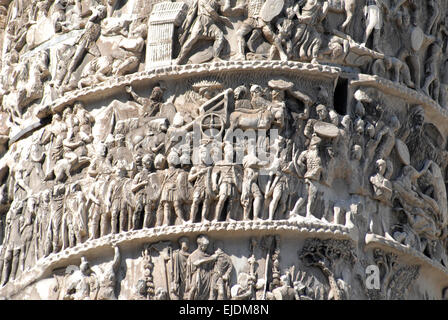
xmin=200 ymin=113 xmax=225 ymax=138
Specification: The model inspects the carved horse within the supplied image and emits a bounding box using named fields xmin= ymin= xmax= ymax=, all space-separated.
xmin=229 ymin=105 xmax=285 ymax=131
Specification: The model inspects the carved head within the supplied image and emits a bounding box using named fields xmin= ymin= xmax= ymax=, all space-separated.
xmin=154 ymin=154 xmax=166 ymax=170
xmin=250 ymin=85 xmax=263 ymax=97
xmin=150 ymin=86 xmax=164 ymax=102
xmin=411 ymin=106 xmax=425 ymax=131
xmin=196 ymin=234 xmax=210 ymax=252
xmin=351 ymin=145 xmax=362 ymax=161
xmin=316 ymin=104 xmax=328 ymax=121
xmin=167 ymin=151 xmax=180 ymax=167
xmin=178 ymin=237 xmax=189 ymax=251
xmin=80 ymin=257 xmax=92 ymax=276
xmin=142 ymin=154 xmax=154 ymax=169
xmin=376 ymin=159 xmax=387 ymax=175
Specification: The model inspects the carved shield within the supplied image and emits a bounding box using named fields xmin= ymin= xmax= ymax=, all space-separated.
xmin=260 ymin=0 xmax=284 ymax=22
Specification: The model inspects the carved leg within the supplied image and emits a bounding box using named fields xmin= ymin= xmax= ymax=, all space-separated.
xmin=111 ymin=207 xmax=119 ymax=234
xmin=236 ymin=23 xmax=252 ymax=59
xmin=163 ymin=203 xmax=171 ymax=226
xmin=306 ymin=181 xmax=318 ymax=219
xmin=201 ymin=198 xmax=210 ymax=223
xmin=1 ymin=250 xmax=12 ymax=285
xmin=214 ymin=194 xmax=227 ymax=222
xmin=212 ymin=30 xmax=225 ymax=60
xmin=190 ymin=198 xmax=200 ymax=223
xmin=253 ymin=196 xmax=263 ymax=220
xmin=174 ymin=201 xmax=185 ymax=225
xmin=10 ymin=249 xmax=20 ymax=281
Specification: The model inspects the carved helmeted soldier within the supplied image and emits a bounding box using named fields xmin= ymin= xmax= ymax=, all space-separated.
xmin=241 ymin=152 xmax=265 ymax=221
xmin=213 ymin=142 xmax=242 ymax=222
xmin=186 ymin=235 xmax=218 ymax=300
xmin=158 ymin=152 xmax=187 ymax=226
xmin=131 ymin=154 xmax=156 ymax=229
xmin=171 ymin=237 xmax=190 ymax=300
xmin=126 ymin=85 xmax=164 ymax=118
xmin=74 ymin=102 xmax=94 ymax=145
xmin=189 ymin=145 xmax=212 ymax=223
xmin=175 ymin=0 xmax=231 ymax=65
xmin=235 ymin=0 xmax=287 ymax=61
xmin=210 ymin=241 xmax=232 ymax=300
xmin=87 ymin=170 xmax=111 ymax=239
xmin=96 ymin=245 xmax=121 ymax=300
xmin=266 ymin=144 xmax=295 ymax=220
xmin=297 ymin=135 xmax=324 ymax=219
xmin=63 ymin=5 xmax=107 ymax=85
xmin=292 ymin=0 xmax=329 ymax=64
xmin=106 ymin=161 xmax=132 ymax=234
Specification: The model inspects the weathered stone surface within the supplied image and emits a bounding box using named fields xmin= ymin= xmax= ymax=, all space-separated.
xmin=0 ymin=0 xmax=448 ymax=301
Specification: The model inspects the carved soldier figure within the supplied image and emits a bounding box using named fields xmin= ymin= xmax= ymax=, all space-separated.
xmin=63 ymin=5 xmax=107 ymax=85
xmin=241 ymin=152 xmax=265 ymax=221
xmin=212 ymin=142 xmax=242 ymax=222
xmin=297 ymin=135 xmax=325 ymax=219
xmin=189 ymin=146 xmax=213 ymax=223
xmin=62 ymin=183 xmax=87 ymax=249
xmin=210 ymin=241 xmax=233 ymax=300
xmin=158 ymin=152 xmax=187 ymax=226
xmin=292 ymin=0 xmax=330 ymax=64
xmin=422 ymin=40 xmax=443 ymax=100
xmin=106 ymin=161 xmax=132 ymax=234
xmin=131 ymin=154 xmax=156 ymax=229
xmin=171 ymin=237 xmax=190 ymax=300
xmin=175 ymin=0 xmax=231 ymax=64
xmin=235 ymin=0 xmax=287 ymax=61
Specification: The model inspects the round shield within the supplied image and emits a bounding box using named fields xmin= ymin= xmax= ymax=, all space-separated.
xmin=411 ymin=26 xmax=424 ymax=52
xmin=314 ymin=121 xmax=339 ymax=139
xmin=260 ymin=0 xmax=284 ymax=22
xmin=395 ymin=139 xmax=410 ymax=165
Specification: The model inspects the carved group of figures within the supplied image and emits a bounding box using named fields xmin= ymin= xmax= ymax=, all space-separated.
xmin=51 ymin=235 xmax=418 ymax=300
xmin=2 ymin=0 xmax=448 ymax=128
xmin=1 ymin=70 xmax=448 ymax=285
